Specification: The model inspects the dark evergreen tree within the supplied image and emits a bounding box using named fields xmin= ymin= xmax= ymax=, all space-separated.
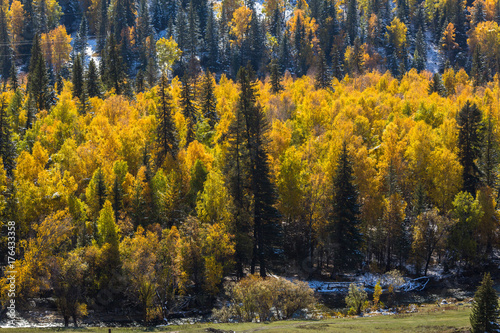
xmin=279 ymin=32 xmax=291 ymax=72
xmin=86 ymin=59 xmax=101 ymax=98
xmin=27 ymin=34 xmax=52 ymax=111
xmin=157 ymin=74 xmax=178 ymax=164
xmin=175 ymin=7 xmax=188 ymax=62
xmin=249 ymin=6 xmax=265 ymax=73
xmin=186 ymin=0 xmax=200 ymax=59
xmin=204 ymin=4 xmax=219 ymax=71
xmin=331 ymin=41 xmax=344 ymax=79
xmin=471 ymin=45 xmax=487 ymax=86
xmin=0 ymin=98 xmax=15 ymax=176
xmin=102 ymin=35 xmax=127 ymax=94
xmin=0 ymin=7 xmax=12 ymax=83
xmin=415 ymin=27 xmax=427 ymax=64
xmin=457 ymin=101 xmax=484 ymax=196
xmin=329 ymin=142 xmax=362 ymax=276
xmin=346 ymin=0 xmax=358 ymax=45
xmin=55 ymin=72 xmax=63 ymax=94
xmin=481 ymin=115 xmax=498 ymax=188
xmin=72 ymin=54 xmax=84 ymax=100
xmin=136 ymin=0 xmax=153 ymax=70
xmin=270 ymin=58 xmax=283 ymax=93
xmin=428 ymin=73 xmax=447 ymax=96
xmin=9 ymin=63 xmax=18 ymax=91
xmin=315 ymin=50 xmax=330 ymax=89
xmin=470 ymin=272 xmax=500 ymax=333
xmin=151 ymin=0 xmax=167 ymax=32
xmin=95 ymin=167 xmax=107 ymax=212
xmin=97 ymin=0 xmax=108 ymax=52
xmin=74 ymin=16 xmax=89 ymax=58
xmin=34 ymin=0 xmax=49 ymax=34
xmin=235 ymin=65 xmax=281 ymax=277
xmin=180 ymin=73 xmax=196 ymax=145
xmin=200 ymin=70 xmax=217 ymax=127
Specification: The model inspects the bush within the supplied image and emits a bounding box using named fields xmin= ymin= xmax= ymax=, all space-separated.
xmin=213 ymin=275 xmax=316 ymax=322
xmin=345 ymin=283 xmax=368 ymax=315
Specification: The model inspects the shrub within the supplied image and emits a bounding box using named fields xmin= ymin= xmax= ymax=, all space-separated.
xmin=345 ymin=283 xmax=368 ymax=315
xmin=213 ymin=275 xmax=316 ymax=322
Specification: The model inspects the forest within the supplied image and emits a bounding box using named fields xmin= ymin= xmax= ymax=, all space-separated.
xmin=1 ymin=0 xmax=500 ymax=326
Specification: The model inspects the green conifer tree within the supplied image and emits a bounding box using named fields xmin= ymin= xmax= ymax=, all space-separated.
xmin=457 ymin=101 xmax=483 ymax=196
xmin=329 ymin=142 xmax=362 ymax=276
xmin=470 ymin=273 xmax=500 ymax=333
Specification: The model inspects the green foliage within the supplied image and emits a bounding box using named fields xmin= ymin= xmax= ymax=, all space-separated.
xmin=470 ymin=272 xmax=500 ymax=333
xmin=345 ymin=283 xmax=368 ymax=315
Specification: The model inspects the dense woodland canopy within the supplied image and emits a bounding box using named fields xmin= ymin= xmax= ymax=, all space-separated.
xmin=1 ymin=0 xmax=500 ymax=325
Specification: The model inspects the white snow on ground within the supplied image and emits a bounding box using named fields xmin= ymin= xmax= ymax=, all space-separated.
xmin=86 ymin=38 xmax=100 ymax=66
xmin=306 ymin=273 xmax=430 ymax=294
xmin=425 ymin=30 xmax=440 ymax=73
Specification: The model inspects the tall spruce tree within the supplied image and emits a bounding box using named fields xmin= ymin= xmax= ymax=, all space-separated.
xmin=102 ymin=35 xmax=127 ymax=95
xmin=204 ymin=4 xmax=219 ymax=71
xmin=346 ymin=0 xmax=358 ymax=44
xmin=270 ymin=58 xmax=283 ymax=93
xmin=74 ymin=16 xmax=89 ymax=58
xmin=10 ymin=63 xmax=18 ymax=91
xmin=457 ymin=101 xmax=484 ymax=196
xmin=481 ymin=115 xmax=498 ymax=188
xmin=0 ymin=7 xmax=12 ymax=83
xmin=200 ymin=70 xmax=217 ymax=127
xmin=86 ymin=59 xmax=101 ymax=98
xmin=0 ymin=98 xmax=15 ymax=176
xmin=329 ymin=142 xmax=362 ymax=276
xmin=157 ymin=74 xmax=178 ymax=164
xmin=72 ymin=55 xmax=84 ymax=101
xmin=180 ymin=74 xmax=196 ymax=145
xmin=470 ymin=272 xmax=500 ymax=333
xmin=315 ymin=49 xmax=330 ymax=89
xmin=27 ymin=34 xmax=52 ymax=111
xmin=97 ymin=0 xmax=108 ymax=51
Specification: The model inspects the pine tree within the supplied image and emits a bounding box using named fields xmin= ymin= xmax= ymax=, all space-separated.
xmin=186 ymin=0 xmax=200 ymax=59
xmin=204 ymin=4 xmax=219 ymax=71
xmin=482 ymin=116 xmax=498 ymax=188
xmin=102 ymin=35 xmax=127 ymax=94
xmin=10 ymin=63 xmax=18 ymax=91
xmin=0 ymin=98 xmax=15 ymax=176
xmin=175 ymin=7 xmax=188 ymax=61
xmin=346 ymin=0 xmax=358 ymax=45
xmin=27 ymin=34 xmax=52 ymax=111
xmin=415 ymin=27 xmax=427 ymax=65
xmin=136 ymin=0 xmax=153 ymax=70
xmin=86 ymin=59 xmax=101 ymax=98
xmin=74 ymin=16 xmax=88 ymax=57
xmin=457 ymin=101 xmax=484 ymax=196
xmin=315 ymin=49 xmax=330 ymax=89
xmin=428 ymin=73 xmax=447 ymax=96
xmin=471 ymin=45 xmax=487 ymax=86
xmin=180 ymin=73 xmax=196 ymax=145
xmin=329 ymin=142 xmax=362 ymax=276
xmin=279 ymin=32 xmax=291 ymax=72
xmin=200 ymin=70 xmax=217 ymax=127
xmin=270 ymin=58 xmax=283 ymax=93
xmin=97 ymin=0 xmax=108 ymax=52
xmin=72 ymin=54 xmax=84 ymax=101
xmin=157 ymin=74 xmax=178 ymax=164
xmin=249 ymin=6 xmax=264 ymax=73
xmin=0 ymin=7 xmax=12 ymax=83
xmin=151 ymin=0 xmax=166 ymax=32
xmin=470 ymin=272 xmax=500 ymax=333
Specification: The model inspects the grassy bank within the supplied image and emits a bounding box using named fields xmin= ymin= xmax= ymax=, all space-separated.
xmin=2 ymin=305 xmax=472 ymax=332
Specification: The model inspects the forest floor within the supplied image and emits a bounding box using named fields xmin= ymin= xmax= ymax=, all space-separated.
xmin=2 ymin=304 xmax=472 ymax=332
